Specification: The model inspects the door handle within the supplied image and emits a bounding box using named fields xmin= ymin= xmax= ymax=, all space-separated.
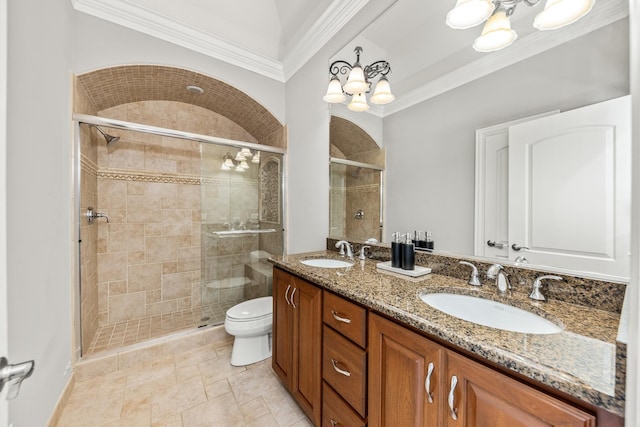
xmin=331 ymin=311 xmax=352 ymax=324
xmin=284 ymin=285 xmax=291 ymax=305
xmin=448 ymin=375 xmax=458 ymax=420
xmin=330 ymin=359 xmax=351 ymax=377
xmin=486 ymin=240 xmax=504 ymax=249
xmin=511 ymin=243 xmax=529 ymax=252
xmin=0 ymin=357 xmax=35 ymax=400
xmin=290 ymin=287 xmax=297 ymax=308
xmin=425 ymin=362 xmax=434 ymax=403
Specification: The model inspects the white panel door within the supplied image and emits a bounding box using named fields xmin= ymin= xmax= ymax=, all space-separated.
xmin=509 ymin=96 xmax=631 ymax=278
xmin=474 ymin=111 xmax=558 ymax=259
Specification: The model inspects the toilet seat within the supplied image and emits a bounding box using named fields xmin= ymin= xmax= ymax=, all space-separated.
xmin=225 ymin=296 xmax=272 ymax=322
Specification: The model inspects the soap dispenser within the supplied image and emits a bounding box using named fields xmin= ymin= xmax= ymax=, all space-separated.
xmin=391 ymin=232 xmax=402 ymax=268
xmin=401 ymin=232 xmax=415 ymax=270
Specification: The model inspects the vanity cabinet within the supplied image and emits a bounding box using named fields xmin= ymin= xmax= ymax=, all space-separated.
xmin=272 ymin=268 xmax=322 ymax=426
xmin=446 ymin=351 xmax=596 ymax=427
xmin=369 ymin=313 xmax=596 ymax=427
xmin=322 ymin=290 xmax=368 ymax=426
xmin=369 ymin=313 xmax=445 ymax=427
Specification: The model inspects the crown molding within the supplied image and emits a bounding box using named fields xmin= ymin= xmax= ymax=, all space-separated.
xmin=282 ymin=0 xmax=369 ymax=80
xmin=384 ymin=0 xmax=629 ymax=117
xmin=71 ymin=0 xmax=286 ymax=81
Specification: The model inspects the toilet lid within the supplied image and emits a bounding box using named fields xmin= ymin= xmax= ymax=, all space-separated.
xmin=226 ymin=296 xmax=273 ymax=321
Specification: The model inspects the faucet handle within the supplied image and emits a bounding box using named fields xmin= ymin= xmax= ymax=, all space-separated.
xmin=530 ymin=275 xmax=563 ymax=301
xmin=458 ymin=261 xmax=481 ymax=287
xmin=359 ymin=245 xmax=371 ymax=260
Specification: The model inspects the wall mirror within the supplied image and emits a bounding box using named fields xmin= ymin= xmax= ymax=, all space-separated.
xmin=328 ymin=0 xmax=631 ymax=281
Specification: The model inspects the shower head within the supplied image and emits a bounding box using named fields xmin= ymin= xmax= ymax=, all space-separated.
xmin=91 ymin=125 xmax=120 ymax=145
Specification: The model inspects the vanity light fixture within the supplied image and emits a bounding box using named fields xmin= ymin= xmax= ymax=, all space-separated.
xmin=446 ymin=0 xmax=595 ymax=52
xmin=323 ymin=46 xmax=395 ymax=112
xmin=221 ymin=150 xmax=257 ymax=172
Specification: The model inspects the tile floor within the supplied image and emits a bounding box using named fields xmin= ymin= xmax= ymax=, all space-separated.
xmin=57 ymin=333 xmax=311 ymax=426
xmin=86 ymin=301 xmax=241 ymax=355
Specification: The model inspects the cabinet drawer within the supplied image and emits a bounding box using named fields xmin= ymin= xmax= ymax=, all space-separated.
xmin=322 ymin=382 xmax=366 ymax=427
xmin=323 ymin=291 xmax=367 ymax=348
xmin=323 ymin=326 xmax=367 ymax=417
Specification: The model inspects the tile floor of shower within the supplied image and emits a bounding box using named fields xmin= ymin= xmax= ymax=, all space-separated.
xmin=86 ymin=300 xmax=242 ymax=355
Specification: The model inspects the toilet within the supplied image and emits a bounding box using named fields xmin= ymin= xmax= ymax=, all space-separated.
xmin=224 ymin=296 xmax=273 ymax=366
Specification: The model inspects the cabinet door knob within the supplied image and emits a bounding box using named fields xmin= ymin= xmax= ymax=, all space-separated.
xmin=330 ymin=358 xmax=351 ymax=377
xmin=331 ymin=311 xmax=352 ymax=324
xmin=425 ymin=362 xmax=434 ymax=404
xmin=290 ymin=287 xmax=297 ymax=308
xmin=448 ymin=375 xmax=458 ymax=420
xmin=284 ymin=285 xmax=291 ymax=305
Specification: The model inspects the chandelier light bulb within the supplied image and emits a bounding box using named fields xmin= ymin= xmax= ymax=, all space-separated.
xmin=533 ymin=0 xmax=595 ymax=30
xmin=240 ymin=148 xmax=252 ymax=157
xmin=239 ymin=160 xmax=250 ymax=170
xmin=221 ymin=163 xmax=231 ymax=171
xmin=370 ymin=75 xmax=395 ymax=105
xmin=446 ymin=0 xmax=495 ymax=29
xmin=347 ymin=92 xmax=369 ymax=112
xmin=323 ymin=76 xmax=346 ymax=103
xmin=343 ymin=64 xmax=368 ymax=95
xmin=472 ymin=10 xmax=517 ymax=52
xmin=223 ymin=158 xmax=235 ymax=168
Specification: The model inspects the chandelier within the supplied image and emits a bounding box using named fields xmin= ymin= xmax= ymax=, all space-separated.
xmin=323 ymin=46 xmax=395 ymax=112
xmin=446 ymin=0 xmax=595 ymax=52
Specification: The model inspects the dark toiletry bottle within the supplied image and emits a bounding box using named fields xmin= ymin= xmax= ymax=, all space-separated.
xmin=391 ymin=232 xmax=402 ymax=268
xmin=415 ymin=230 xmax=427 ymax=248
xmin=401 ymin=232 xmax=415 ymax=270
xmin=425 ymin=231 xmax=434 ymax=250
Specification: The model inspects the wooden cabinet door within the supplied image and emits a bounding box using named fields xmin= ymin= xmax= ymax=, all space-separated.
xmin=369 ymin=313 xmax=445 ymax=427
xmin=292 ymin=276 xmax=323 ymax=426
xmin=272 ymin=268 xmax=293 ymax=388
xmin=446 ymin=351 xmax=596 ymax=427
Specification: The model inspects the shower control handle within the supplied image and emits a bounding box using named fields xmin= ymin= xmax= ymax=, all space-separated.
xmin=86 ymin=207 xmax=109 ymax=224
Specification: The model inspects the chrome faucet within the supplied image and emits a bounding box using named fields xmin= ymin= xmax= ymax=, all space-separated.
xmin=529 ymin=275 xmax=563 ymax=301
xmin=335 ymin=240 xmax=354 ymax=259
xmin=458 ymin=261 xmax=481 ymax=286
xmin=359 ymin=245 xmax=371 ymax=260
xmin=487 ymin=264 xmax=510 ymax=293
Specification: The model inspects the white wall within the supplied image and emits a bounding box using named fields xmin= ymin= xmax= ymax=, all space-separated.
xmin=73 ymin=12 xmax=287 ymax=124
xmin=6 ymin=0 xmax=74 ymax=425
xmin=383 ymin=20 xmax=629 ymax=254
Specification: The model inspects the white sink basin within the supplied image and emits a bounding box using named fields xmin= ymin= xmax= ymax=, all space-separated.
xmin=301 ymin=258 xmax=354 ymax=268
xmin=420 ymin=293 xmax=562 ymax=335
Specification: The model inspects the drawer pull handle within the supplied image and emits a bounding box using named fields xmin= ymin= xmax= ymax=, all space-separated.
xmin=290 ymin=287 xmax=297 ymax=308
xmin=448 ymin=375 xmax=458 ymax=420
xmin=330 ymin=420 xmax=339 ymax=427
xmin=425 ymin=362 xmax=434 ymax=404
xmin=284 ymin=285 xmax=291 ymax=305
xmin=331 ymin=311 xmax=352 ymax=324
xmin=331 ymin=358 xmax=351 ymax=377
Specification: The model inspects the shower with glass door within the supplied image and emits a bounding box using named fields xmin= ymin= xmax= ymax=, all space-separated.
xmin=76 ymin=117 xmax=284 ymax=356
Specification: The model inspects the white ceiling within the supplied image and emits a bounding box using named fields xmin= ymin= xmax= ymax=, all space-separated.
xmin=71 ymin=0 xmax=629 ymax=115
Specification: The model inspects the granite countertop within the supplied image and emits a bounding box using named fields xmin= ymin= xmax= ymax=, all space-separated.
xmin=270 ymin=250 xmax=625 ymax=417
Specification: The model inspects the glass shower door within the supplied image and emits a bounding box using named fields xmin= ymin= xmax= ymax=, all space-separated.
xmin=200 ymin=144 xmax=283 ymax=326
